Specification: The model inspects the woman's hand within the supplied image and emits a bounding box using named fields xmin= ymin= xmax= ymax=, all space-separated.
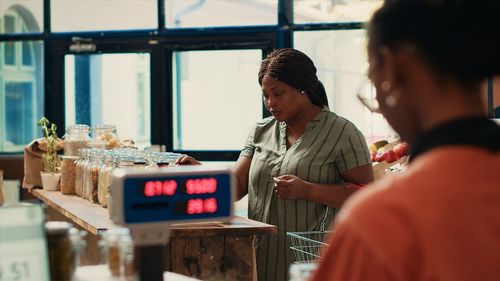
xmin=273 ymin=175 xmax=309 ymax=200
xmin=175 ymin=155 xmax=202 ymax=165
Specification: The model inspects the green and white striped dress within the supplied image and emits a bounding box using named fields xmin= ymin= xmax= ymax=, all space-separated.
xmin=240 ymin=106 xmax=371 ymax=281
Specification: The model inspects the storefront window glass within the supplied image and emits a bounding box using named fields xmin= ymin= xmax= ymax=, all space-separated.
xmin=172 ymin=49 xmax=262 ymax=150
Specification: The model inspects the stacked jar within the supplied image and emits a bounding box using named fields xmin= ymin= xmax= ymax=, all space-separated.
xmin=92 ymin=125 xmax=119 ymax=150
xmin=64 ymin=124 xmax=91 ymax=156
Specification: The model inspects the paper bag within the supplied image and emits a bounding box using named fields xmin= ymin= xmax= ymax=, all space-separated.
xmin=22 ymin=138 xmax=63 ymax=189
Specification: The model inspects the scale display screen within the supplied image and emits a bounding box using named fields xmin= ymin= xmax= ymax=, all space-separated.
xmin=122 ymin=173 xmax=232 ymax=224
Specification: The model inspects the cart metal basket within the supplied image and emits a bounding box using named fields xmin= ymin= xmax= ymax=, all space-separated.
xmin=287 ymin=231 xmax=332 ymax=263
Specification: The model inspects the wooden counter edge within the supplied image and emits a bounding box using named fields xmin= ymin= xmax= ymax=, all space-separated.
xmin=30 ymin=189 xmax=277 ymax=237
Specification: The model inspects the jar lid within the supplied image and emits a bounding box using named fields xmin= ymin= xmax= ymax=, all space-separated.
xmin=45 ymin=221 xmax=73 ymax=236
xmin=102 ymin=227 xmax=130 ymax=241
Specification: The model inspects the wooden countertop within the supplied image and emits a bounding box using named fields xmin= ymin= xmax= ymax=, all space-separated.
xmin=31 ymin=189 xmax=277 ymax=236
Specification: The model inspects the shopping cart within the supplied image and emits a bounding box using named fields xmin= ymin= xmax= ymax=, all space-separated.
xmin=287 ymin=231 xmax=332 ymax=263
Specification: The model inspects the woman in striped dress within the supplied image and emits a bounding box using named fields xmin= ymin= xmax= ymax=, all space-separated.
xmin=177 ymin=48 xmax=374 ymax=280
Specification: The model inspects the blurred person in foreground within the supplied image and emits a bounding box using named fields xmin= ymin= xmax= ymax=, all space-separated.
xmin=177 ymin=48 xmax=374 ymax=281
xmin=312 ymin=0 xmax=500 ymax=280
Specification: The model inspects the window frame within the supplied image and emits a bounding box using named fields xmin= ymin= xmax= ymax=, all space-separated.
xmin=0 ymin=0 xmax=497 ymax=158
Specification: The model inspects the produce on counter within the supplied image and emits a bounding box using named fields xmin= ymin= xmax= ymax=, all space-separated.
xmin=370 ymin=139 xmax=409 ymax=163
xmin=370 ymin=139 xmax=410 ymax=180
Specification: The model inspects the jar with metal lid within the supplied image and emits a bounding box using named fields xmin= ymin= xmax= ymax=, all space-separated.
xmin=45 ymin=222 xmax=86 ymax=281
xmin=92 ymin=125 xmax=119 ymax=150
xmin=64 ymin=124 xmax=91 ymax=156
xmin=60 ymin=156 xmax=78 ymax=195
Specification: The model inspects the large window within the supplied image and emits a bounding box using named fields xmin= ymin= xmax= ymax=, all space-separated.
xmin=0 ymin=0 xmax=43 ymax=35
xmin=294 ymin=0 xmax=383 ymax=23
xmin=172 ymin=49 xmax=262 ymax=150
xmin=165 ymin=0 xmax=278 ymax=28
xmin=1 ymin=0 xmax=497 ymax=156
xmin=295 ymin=30 xmax=393 ymax=142
xmin=51 ymin=0 xmax=157 ymax=32
xmin=1 ymin=6 xmax=43 ymax=152
xmin=65 ymin=53 xmax=151 ymax=149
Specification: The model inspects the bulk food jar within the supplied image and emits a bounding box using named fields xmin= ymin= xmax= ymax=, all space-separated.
xmin=92 ymin=125 xmax=119 ymax=149
xmin=64 ymin=124 xmax=91 ymax=156
xmin=45 ymin=222 xmax=86 ymax=281
xmin=100 ymin=227 xmax=135 ymax=278
xmin=60 ymin=156 xmax=78 ymax=195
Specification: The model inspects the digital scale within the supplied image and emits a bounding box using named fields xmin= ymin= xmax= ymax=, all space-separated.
xmin=110 ymin=165 xmax=235 ymax=281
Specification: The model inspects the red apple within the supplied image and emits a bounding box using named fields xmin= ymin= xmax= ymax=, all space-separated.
xmin=374 ymin=152 xmax=384 ymax=162
xmin=381 ymin=150 xmax=398 ymax=163
xmin=394 ymin=142 xmax=409 ymax=159
xmin=370 ymin=151 xmax=377 ymax=162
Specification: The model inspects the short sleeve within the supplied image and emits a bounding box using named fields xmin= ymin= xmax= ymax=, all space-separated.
xmin=240 ymin=125 xmax=257 ymax=158
xmin=335 ymin=128 xmax=371 ymax=174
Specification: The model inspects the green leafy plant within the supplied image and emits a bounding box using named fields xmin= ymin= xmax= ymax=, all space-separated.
xmin=37 ymin=117 xmax=59 ymax=173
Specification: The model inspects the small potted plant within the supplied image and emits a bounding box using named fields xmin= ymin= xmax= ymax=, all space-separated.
xmin=38 ymin=117 xmax=61 ymax=191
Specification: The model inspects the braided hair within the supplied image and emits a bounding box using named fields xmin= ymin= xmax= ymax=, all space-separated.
xmin=258 ymin=48 xmax=329 ymax=108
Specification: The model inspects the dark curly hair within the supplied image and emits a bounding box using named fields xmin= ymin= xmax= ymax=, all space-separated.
xmin=258 ymin=48 xmax=329 ymax=107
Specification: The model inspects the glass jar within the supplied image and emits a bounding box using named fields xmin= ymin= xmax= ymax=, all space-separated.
xmin=100 ymin=227 xmax=134 ymax=278
xmin=45 ymin=222 xmax=85 ymax=281
xmin=98 ymin=153 xmax=114 ymax=207
xmin=92 ymin=125 xmax=119 ymax=150
xmin=64 ymin=124 xmax=91 ymax=156
xmin=60 ymin=156 xmax=78 ymax=195
xmin=88 ymin=150 xmax=102 ymax=203
xmin=74 ymin=149 xmax=87 ymax=197
xmin=82 ymin=149 xmax=92 ymax=201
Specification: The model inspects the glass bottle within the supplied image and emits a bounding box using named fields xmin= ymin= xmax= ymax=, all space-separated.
xmin=64 ymin=124 xmax=91 ymax=156
xmin=92 ymin=125 xmax=119 ymax=150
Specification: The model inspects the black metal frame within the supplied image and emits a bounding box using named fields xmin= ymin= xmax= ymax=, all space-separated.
xmin=0 ymin=0 xmax=496 ymax=160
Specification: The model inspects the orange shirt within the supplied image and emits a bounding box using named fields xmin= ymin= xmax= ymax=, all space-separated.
xmin=312 ymin=147 xmax=500 ymax=281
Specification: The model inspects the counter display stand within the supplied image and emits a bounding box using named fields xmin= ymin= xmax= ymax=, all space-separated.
xmin=31 ymin=189 xmax=277 ymax=281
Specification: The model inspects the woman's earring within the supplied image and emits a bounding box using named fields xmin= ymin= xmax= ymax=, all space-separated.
xmin=380 ymin=81 xmax=392 ymax=91
xmin=385 ymin=90 xmax=401 ymax=107
xmin=300 ymin=91 xmax=306 ymax=95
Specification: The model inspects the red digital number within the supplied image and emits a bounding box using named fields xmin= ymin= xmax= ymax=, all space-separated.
xmin=204 ymin=198 xmax=217 ymax=213
xmin=144 ymin=180 xmax=177 ymax=197
xmin=187 ymin=199 xmax=204 ymax=214
xmin=162 ymin=180 xmax=177 ymax=196
xmin=186 ymin=198 xmax=218 ymax=215
xmin=185 ymin=178 xmax=217 ymax=194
